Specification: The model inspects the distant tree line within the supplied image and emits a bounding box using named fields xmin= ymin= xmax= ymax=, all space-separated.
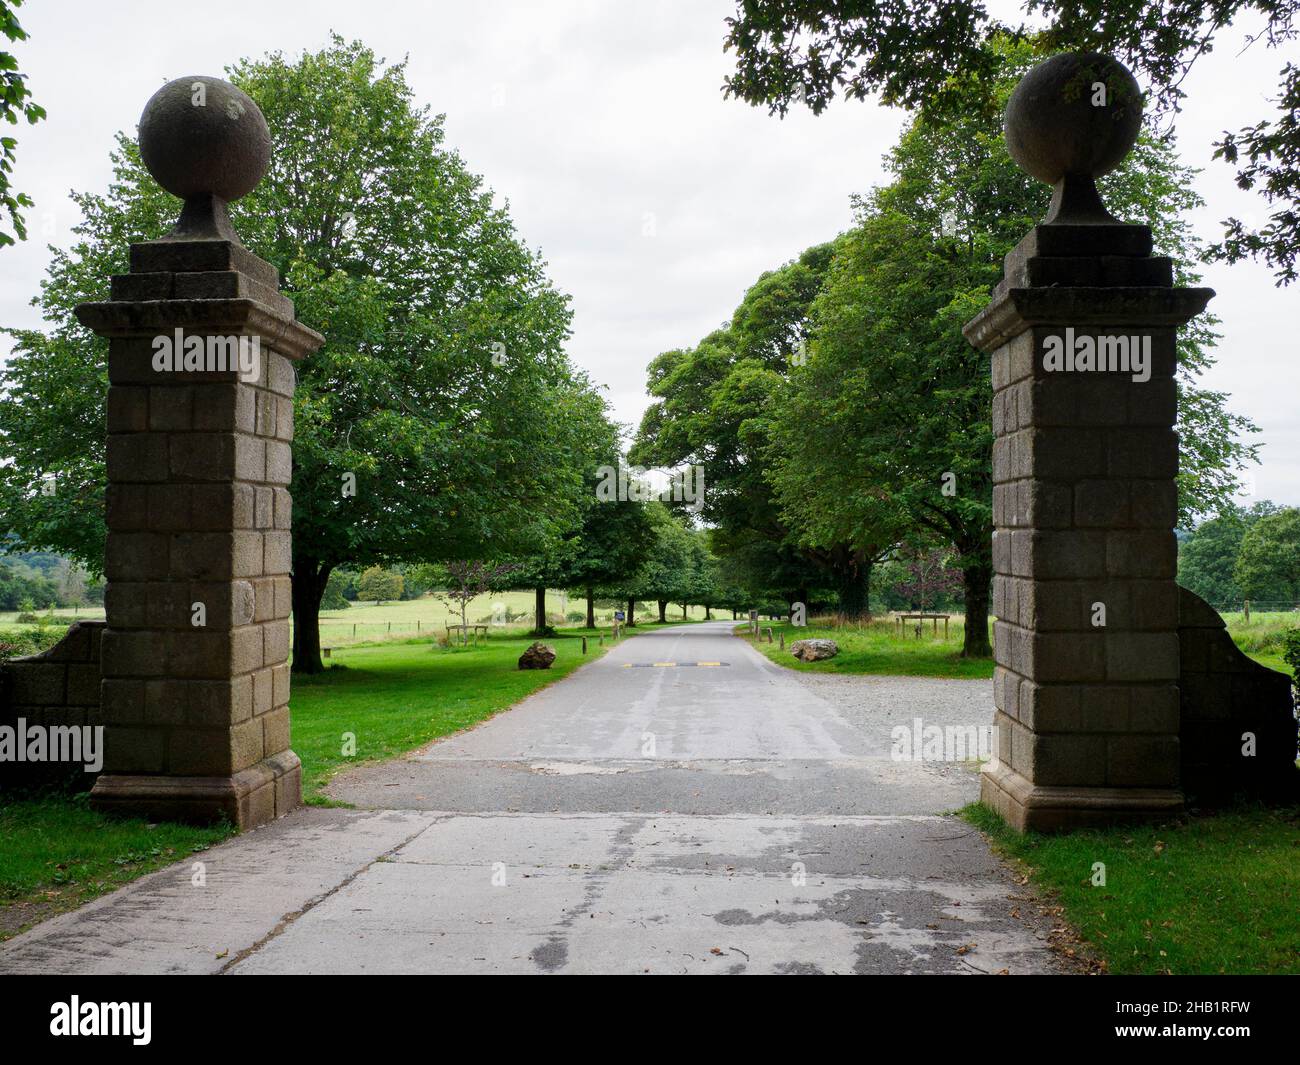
xmin=1178 ymin=503 xmax=1300 ymax=609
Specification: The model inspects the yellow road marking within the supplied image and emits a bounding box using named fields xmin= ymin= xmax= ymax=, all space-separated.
xmin=653 ymin=662 xmax=676 ymax=667
xmin=697 ymin=662 xmax=721 ymax=667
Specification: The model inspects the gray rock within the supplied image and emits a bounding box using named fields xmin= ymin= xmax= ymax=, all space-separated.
xmin=789 ymin=638 xmax=839 ymax=662
xmin=518 ymin=642 xmax=557 ymax=670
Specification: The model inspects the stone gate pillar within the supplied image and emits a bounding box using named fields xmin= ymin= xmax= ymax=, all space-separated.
xmin=963 ymin=54 xmax=1213 ymax=831
xmin=75 ymin=77 xmax=323 ymax=827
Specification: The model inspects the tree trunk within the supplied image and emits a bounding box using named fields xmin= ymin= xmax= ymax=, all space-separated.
xmin=586 ymin=585 xmax=595 ymax=629
xmin=658 ymin=600 xmax=668 ymax=623
xmin=626 ymin=598 xmax=636 ymax=626
xmin=961 ymin=557 xmax=993 ymax=657
xmin=705 ymin=605 xmax=712 ymax=620
xmin=534 ymin=586 xmax=546 ymax=633
xmin=835 ymin=564 xmax=870 ymax=620
xmin=732 ymin=608 xmax=738 ymax=620
xmin=291 ymin=557 xmax=332 ymax=675
xmin=681 ymin=602 xmax=688 ymax=619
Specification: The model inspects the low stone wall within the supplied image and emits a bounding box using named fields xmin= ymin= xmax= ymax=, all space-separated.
xmin=1178 ymin=588 xmax=1297 ymax=803
xmin=0 ymin=620 xmax=105 ymax=791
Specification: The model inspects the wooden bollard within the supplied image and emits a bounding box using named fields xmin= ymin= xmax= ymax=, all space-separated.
xmin=323 ymin=647 xmax=331 ymax=658
xmin=582 ymin=636 xmax=588 ymax=654
xmin=779 ymin=633 xmax=784 ymax=650
xmin=599 ymin=635 xmax=604 ymax=647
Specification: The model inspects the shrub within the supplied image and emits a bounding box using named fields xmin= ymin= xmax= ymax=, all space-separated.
xmin=0 ymin=626 xmax=67 ymax=660
xmin=355 ymin=566 xmax=404 ymax=603
xmin=1282 ymin=627 xmax=1300 ymax=684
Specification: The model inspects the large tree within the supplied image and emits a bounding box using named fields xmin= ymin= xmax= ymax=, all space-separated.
xmin=0 ymin=0 xmax=44 ymax=248
xmin=1234 ymin=507 xmax=1300 ymax=603
xmin=765 ymin=41 xmax=1258 ymax=656
xmin=500 ymin=391 xmax=651 ymax=634
xmin=1177 ymin=500 xmax=1282 ymax=606
xmin=724 ymin=0 xmax=1300 ymax=283
xmin=0 ymin=37 xmax=588 ymax=672
xmin=632 ymin=244 xmax=883 ymax=617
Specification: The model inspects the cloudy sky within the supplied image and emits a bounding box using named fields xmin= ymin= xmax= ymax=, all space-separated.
xmin=3 ymin=0 xmax=1296 ymax=506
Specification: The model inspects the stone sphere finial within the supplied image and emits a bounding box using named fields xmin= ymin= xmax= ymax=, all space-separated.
xmin=1004 ymin=52 xmax=1143 ymax=224
xmin=138 ymin=76 xmax=270 ymax=241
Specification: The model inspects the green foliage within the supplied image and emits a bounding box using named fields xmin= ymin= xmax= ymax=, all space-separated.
xmin=320 ymin=569 xmax=352 ymax=610
xmin=0 ymin=560 xmax=57 ymax=609
xmin=632 ymin=243 xmax=868 ymax=614
xmin=0 ymin=624 xmax=65 ymax=660
xmin=1282 ymin=628 xmax=1300 ymax=684
xmin=0 ymin=37 xmax=601 ymax=672
xmin=1234 ymin=508 xmax=1300 ymax=603
xmin=355 ymin=566 xmax=404 ymax=604
xmin=723 ymin=0 xmax=1300 ymax=284
xmin=0 ymin=1 xmax=45 ymax=248
xmin=1177 ymin=501 xmax=1290 ymax=608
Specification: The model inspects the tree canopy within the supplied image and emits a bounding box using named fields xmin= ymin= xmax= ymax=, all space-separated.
xmin=0 ymin=36 xmax=602 ymax=672
xmin=0 ymin=0 xmax=44 ymax=248
xmin=638 ymin=38 xmax=1261 ymax=654
xmin=723 ymin=0 xmax=1300 ymax=283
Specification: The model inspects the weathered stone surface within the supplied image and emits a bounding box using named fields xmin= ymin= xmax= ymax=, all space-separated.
xmin=965 ymin=52 xmax=1222 ymax=831
xmin=53 ymin=82 xmax=324 ymax=828
xmin=789 ymin=638 xmax=839 ymax=662
xmin=1005 ymin=52 xmax=1142 ymax=187
xmin=138 ymin=77 xmax=270 ymax=203
xmin=518 ymin=642 xmax=557 ymax=670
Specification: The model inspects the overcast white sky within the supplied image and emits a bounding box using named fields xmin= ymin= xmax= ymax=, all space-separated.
xmin=2 ymin=0 xmax=1296 ymax=506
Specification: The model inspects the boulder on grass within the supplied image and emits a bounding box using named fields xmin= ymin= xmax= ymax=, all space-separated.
xmin=789 ymin=638 xmax=839 ymax=662
xmin=518 ymin=641 xmax=557 ymax=670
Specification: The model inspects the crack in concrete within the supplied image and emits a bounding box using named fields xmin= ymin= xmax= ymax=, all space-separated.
xmin=219 ymin=816 xmax=444 ymax=974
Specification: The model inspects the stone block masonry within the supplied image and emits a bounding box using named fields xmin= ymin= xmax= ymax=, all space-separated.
xmin=64 ymin=75 xmax=323 ymax=827
xmin=76 ymin=239 xmax=322 ymax=827
xmin=75 ymin=239 xmax=322 ymax=827
xmin=967 ymin=220 xmax=1212 ymax=831
xmin=0 ymin=621 xmax=106 ymax=791
xmin=963 ymin=52 xmax=1226 ymax=831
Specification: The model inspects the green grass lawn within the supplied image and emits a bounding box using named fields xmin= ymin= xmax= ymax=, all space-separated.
xmin=739 ymin=616 xmax=995 ymax=679
xmin=964 ymin=802 xmax=1300 ymax=974
xmin=1218 ymin=609 xmax=1297 ymax=675
xmin=291 ymin=627 xmax=612 ymax=801
xmin=0 ymin=795 xmax=233 ymax=941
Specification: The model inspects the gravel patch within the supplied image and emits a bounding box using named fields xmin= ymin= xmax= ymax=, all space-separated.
xmin=788 ymin=671 xmax=995 ymax=791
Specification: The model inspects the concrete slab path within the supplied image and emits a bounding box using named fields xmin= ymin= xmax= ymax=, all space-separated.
xmin=0 ymin=621 xmax=1072 ymax=975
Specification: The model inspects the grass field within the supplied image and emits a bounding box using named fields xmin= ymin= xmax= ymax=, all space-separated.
xmin=964 ymin=802 xmax=1300 ymax=974
xmin=739 ymin=609 xmax=1296 ymax=679
xmin=739 ymin=615 xmax=996 ymax=679
xmin=1216 ymin=609 xmax=1297 ymax=675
